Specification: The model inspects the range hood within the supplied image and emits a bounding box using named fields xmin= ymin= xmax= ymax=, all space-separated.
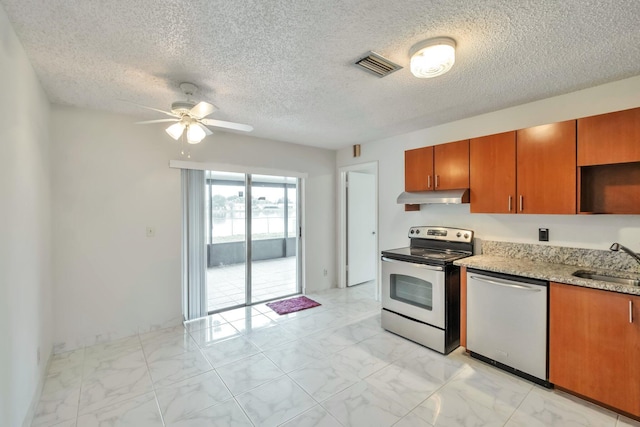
xmin=397 ymin=189 xmax=469 ymax=205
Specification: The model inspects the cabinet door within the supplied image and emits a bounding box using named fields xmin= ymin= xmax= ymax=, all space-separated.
xmin=405 ymin=146 xmax=434 ymax=191
xmin=516 ymin=120 xmax=576 ymax=214
xmin=578 ymin=107 xmax=640 ymax=166
xmin=549 ymin=283 xmax=640 ymax=417
xmin=469 ymin=132 xmax=516 ymax=213
xmin=434 ymin=140 xmax=469 ymax=190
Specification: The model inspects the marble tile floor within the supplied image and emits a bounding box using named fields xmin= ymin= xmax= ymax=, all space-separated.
xmin=207 ymin=256 xmax=298 ymax=312
xmin=32 ymin=282 xmax=640 ymax=427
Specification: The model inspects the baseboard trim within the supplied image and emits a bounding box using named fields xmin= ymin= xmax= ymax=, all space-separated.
xmin=21 ymin=348 xmax=52 ymax=427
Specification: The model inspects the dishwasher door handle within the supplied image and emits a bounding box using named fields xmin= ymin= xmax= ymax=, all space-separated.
xmin=470 ymin=276 xmax=542 ymax=292
xmin=381 ymin=257 xmax=443 ymax=271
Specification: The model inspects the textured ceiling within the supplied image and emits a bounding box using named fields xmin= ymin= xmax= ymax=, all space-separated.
xmin=2 ymin=0 xmax=640 ymax=149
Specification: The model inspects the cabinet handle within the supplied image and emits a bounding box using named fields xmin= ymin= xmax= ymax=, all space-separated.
xmin=630 ymin=301 xmax=634 ymax=324
xmin=381 ymin=257 xmax=443 ymax=271
xmin=435 ymin=175 xmax=440 ymax=188
xmin=470 ymin=275 xmax=542 ymax=292
xmin=508 ymin=196 xmax=512 ymax=212
xmin=519 ymin=195 xmax=524 ymax=212
xmin=427 ymin=175 xmax=431 ymax=189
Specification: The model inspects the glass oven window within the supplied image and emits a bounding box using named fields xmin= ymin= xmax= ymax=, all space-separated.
xmin=390 ymin=274 xmax=433 ymax=310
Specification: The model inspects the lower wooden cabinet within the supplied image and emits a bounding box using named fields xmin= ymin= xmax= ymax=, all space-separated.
xmin=549 ymin=282 xmax=640 ymax=417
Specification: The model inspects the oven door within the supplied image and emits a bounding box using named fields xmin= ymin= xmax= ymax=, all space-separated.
xmin=381 ymin=256 xmax=445 ymax=329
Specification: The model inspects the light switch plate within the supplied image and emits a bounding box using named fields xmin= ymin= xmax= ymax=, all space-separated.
xmin=146 ymin=227 xmax=155 ymax=238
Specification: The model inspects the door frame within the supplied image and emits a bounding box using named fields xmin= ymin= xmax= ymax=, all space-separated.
xmin=338 ymin=161 xmax=379 ymax=298
xmin=204 ymin=171 xmax=304 ymax=314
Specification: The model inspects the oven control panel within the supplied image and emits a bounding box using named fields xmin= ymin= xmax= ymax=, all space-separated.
xmin=408 ymin=226 xmax=474 ymax=243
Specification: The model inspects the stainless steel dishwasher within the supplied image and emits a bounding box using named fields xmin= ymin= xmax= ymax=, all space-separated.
xmin=466 ymin=268 xmax=550 ymax=387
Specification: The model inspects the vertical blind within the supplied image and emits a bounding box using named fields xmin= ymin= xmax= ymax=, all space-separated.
xmin=181 ymin=169 xmax=207 ymax=320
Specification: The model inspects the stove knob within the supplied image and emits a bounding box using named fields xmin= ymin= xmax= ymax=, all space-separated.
xmin=464 ymin=233 xmax=469 ymax=239
xmin=456 ymin=232 xmax=461 ymax=237
xmin=410 ymin=229 xmax=415 ymax=234
xmin=415 ymin=229 xmax=420 ymax=234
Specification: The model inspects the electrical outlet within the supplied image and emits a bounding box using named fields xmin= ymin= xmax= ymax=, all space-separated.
xmin=539 ymin=228 xmax=549 ymax=242
xmin=323 ymin=269 xmax=328 ymax=277
xmin=146 ymin=227 xmax=155 ymax=238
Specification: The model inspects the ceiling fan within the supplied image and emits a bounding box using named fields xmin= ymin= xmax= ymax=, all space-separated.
xmin=133 ymin=82 xmax=253 ymax=144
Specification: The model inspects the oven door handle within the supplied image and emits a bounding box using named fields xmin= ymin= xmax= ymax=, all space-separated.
xmin=381 ymin=257 xmax=444 ymax=271
xmin=470 ymin=276 xmax=542 ymax=292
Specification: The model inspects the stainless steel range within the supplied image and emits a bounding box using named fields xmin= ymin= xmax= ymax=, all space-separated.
xmin=381 ymin=226 xmax=474 ymax=354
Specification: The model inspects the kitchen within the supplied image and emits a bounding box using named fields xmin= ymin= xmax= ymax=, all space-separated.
xmin=338 ymin=80 xmax=640 ymax=425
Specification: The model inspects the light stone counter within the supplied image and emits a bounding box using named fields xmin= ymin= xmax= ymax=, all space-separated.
xmin=454 ymin=241 xmax=640 ymax=296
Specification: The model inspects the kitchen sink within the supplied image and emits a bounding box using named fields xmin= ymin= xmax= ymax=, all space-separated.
xmin=572 ymin=270 xmax=640 ymax=286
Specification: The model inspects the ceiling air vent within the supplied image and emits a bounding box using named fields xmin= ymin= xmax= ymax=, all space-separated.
xmin=354 ymin=52 xmax=403 ymax=77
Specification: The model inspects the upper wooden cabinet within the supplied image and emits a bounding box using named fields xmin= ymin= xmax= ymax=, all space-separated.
xmin=434 ymin=140 xmax=470 ymax=190
xmin=579 ymin=163 xmax=640 ymax=214
xmin=577 ymin=107 xmax=640 ymax=214
xmin=516 ymin=120 xmax=577 ymax=214
xmin=470 ymin=132 xmax=516 ymax=214
xmin=404 ymin=146 xmax=434 ymax=192
xmin=406 ymin=107 xmax=639 ymax=215
xmin=404 ymin=140 xmax=469 ymax=193
xmin=578 ymin=107 xmax=640 ymax=166
xmin=549 ymin=283 xmax=640 ymax=417
xmin=469 ymin=122 xmax=576 ymax=214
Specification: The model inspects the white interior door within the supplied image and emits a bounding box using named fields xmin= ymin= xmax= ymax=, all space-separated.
xmin=347 ymin=171 xmax=376 ymax=286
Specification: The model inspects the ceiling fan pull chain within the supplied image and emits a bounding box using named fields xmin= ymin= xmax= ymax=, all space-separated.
xmin=180 ymin=131 xmax=191 ymax=158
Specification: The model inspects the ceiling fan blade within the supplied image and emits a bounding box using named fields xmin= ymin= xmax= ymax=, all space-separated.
xmin=121 ymin=100 xmax=179 ymax=118
xmin=135 ymin=119 xmax=179 ymax=125
xmin=195 ymin=122 xmax=213 ymax=136
xmin=201 ymin=118 xmax=254 ymax=132
xmin=190 ymin=101 xmax=216 ymax=119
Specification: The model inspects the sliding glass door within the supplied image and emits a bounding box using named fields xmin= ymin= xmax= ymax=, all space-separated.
xmin=205 ymin=171 xmax=300 ymax=313
xmin=206 ymin=172 xmax=247 ymax=311
xmin=250 ymin=175 xmax=299 ymax=304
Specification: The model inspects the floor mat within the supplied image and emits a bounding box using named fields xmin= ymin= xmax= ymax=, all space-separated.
xmin=266 ymin=296 xmax=321 ymax=315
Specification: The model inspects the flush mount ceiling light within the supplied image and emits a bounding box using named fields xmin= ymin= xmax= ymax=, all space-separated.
xmin=409 ymin=37 xmax=456 ymax=78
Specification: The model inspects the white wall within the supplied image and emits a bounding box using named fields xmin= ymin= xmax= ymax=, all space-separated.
xmin=337 ymin=76 xmax=640 ymax=256
xmin=50 ymin=106 xmax=336 ymax=351
xmin=0 ymin=5 xmax=53 ymax=426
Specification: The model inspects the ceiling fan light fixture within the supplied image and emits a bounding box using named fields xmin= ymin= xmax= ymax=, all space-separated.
xmin=409 ymin=37 xmax=456 ymax=78
xmin=132 ymin=82 xmax=253 ymax=149
xmin=186 ymin=124 xmax=206 ymax=144
xmin=166 ymin=122 xmax=185 ymax=140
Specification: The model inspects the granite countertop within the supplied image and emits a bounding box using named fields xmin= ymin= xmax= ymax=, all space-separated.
xmin=455 ymin=254 xmax=640 ymax=296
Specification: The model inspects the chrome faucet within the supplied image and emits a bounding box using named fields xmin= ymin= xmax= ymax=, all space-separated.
xmin=610 ymin=243 xmax=640 ymax=266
